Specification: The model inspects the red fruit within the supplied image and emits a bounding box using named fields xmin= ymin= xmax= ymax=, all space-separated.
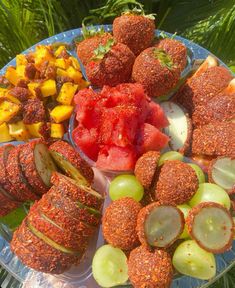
xmin=96 ymin=145 xmax=137 ymax=171
xmin=102 ymin=83 xmax=147 ymax=107
xmin=72 ymin=125 xmax=99 ymax=161
xmin=138 ymin=123 xmax=169 ymax=153
xmin=100 ymin=105 xmax=141 ymax=147
xmin=146 ymin=101 xmax=169 ymax=129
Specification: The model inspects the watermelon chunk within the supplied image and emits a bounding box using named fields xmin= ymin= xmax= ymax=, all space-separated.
xmin=96 ymin=145 xmax=137 ymax=171
xmin=100 ymin=105 xmax=141 ymax=147
xmin=138 ymin=123 xmax=169 ymax=153
xmin=72 ymin=125 xmax=99 ymax=161
xmin=146 ymin=101 xmax=169 ymax=129
xmin=102 ymin=83 xmax=148 ymax=109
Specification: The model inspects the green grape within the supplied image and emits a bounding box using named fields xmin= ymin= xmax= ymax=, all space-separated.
xmin=109 ymin=174 xmax=144 ymax=201
xmin=188 ymin=163 xmax=206 ymax=184
xmin=158 ymin=151 xmax=184 ymax=166
xmin=189 ymin=183 xmax=231 ymax=210
xmin=177 ymin=204 xmax=191 ymax=239
xmin=92 ymin=244 xmax=128 ymax=288
xmin=172 ymin=240 xmax=216 ymax=280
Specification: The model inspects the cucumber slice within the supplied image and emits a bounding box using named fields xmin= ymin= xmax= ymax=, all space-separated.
xmin=92 ymin=244 xmax=128 ymax=288
xmin=160 ymin=101 xmax=192 ymax=154
xmin=76 ymin=201 xmax=101 ymax=217
xmin=209 ymin=157 xmax=235 ymax=191
xmin=50 ymin=150 xmax=89 ymax=186
xmin=144 ymin=205 xmax=184 ymax=247
xmin=173 ymin=240 xmax=216 ymax=280
xmin=34 ymin=143 xmax=57 ymax=187
xmin=27 ymin=220 xmax=81 ymax=256
xmin=187 ymin=202 xmax=234 ymax=253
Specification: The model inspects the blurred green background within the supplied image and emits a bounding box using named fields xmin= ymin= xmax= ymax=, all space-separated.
xmin=0 ymin=0 xmax=234 ymax=71
xmin=0 ymin=0 xmax=234 ymax=287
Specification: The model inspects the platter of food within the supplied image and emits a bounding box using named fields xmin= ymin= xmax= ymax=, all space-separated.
xmin=0 ymin=9 xmax=234 ymax=288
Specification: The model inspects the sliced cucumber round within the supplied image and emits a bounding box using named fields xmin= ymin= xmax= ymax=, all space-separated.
xmin=187 ymin=202 xmax=234 ymax=253
xmin=34 ymin=143 xmax=57 ymax=187
xmin=50 ymin=150 xmax=89 ymax=186
xmin=144 ymin=205 xmax=184 ymax=247
xmin=92 ymin=244 xmax=128 ymax=288
xmin=173 ymin=240 xmax=216 ymax=280
xmin=209 ymin=157 xmax=235 ymax=191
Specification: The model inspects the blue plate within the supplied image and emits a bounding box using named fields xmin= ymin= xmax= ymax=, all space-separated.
xmin=0 ymin=26 xmax=234 ymax=288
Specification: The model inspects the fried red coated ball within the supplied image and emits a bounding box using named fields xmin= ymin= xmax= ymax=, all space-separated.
xmin=113 ymin=14 xmax=155 ymax=56
xmin=102 ymin=197 xmax=142 ymax=250
xmin=154 ymin=38 xmax=187 ymax=72
xmin=128 ymin=245 xmax=173 ymax=288
xmin=85 ymin=42 xmax=135 ymax=87
xmin=134 ymin=151 xmax=160 ymax=190
xmin=174 ymin=66 xmax=233 ymax=114
xmin=76 ymin=33 xmax=113 ymax=66
xmin=155 ymin=160 xmax=198 ymax=205
xmin=192 ymin=122 xmax=235 ymax=157
xmin=132 ymin=47 xmax=181 ymax=97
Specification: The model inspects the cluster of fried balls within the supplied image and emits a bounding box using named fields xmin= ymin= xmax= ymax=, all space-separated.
xmin=102 ymin=151 xmax=200 ymax=288
xmin=76 ymin=12 xmax=187 ymax=97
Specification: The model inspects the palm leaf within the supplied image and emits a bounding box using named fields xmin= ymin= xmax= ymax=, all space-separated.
xmin=158 ymin=0 xmax=235 ymax=67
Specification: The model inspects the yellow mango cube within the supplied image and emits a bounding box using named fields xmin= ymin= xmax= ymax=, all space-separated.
xmin=1 ymin=93 xmax=21 ymax=104
xmin=54 ymin=46 xmax=66 ymax=57
xmin=0 ymin=100 xmax=20 ymax=125
xmin=28 ymin=82 xmax=40 ymax=98
xmin=9 ymin=121 xmax=29 ymax=141
xmin=78 ymin=79 xmax=90 ymax=89
xmin=5 ymin=67 xmax=18 ymax=86
xmin=50 ymin=105 xmax=74 ymax=123
xmin=16 ymin=54 xmax=28 ymax=66
xmin=57 ymin=82 xmax=78 ymax=105
xmin=26 ymin=122 xmax=43 ymax=138
xmin=50 ymin=123 xmax=64 ymax=138
xmin=0 ymin=88 xmax=8 ymax=96
xmin=0 ymin=123 xmax=13 ymax=143
xmin=69 ymin=56 xmax=81 ymax=70
xmin=16 ymin=65 xmax=26 ymax=78
xmin=66 ymin=66 xmax=82 ymax=84
xmin=56 ymin=68 xmax=68 ymax=78
xmin=34 ymin=45 xmax=55 ymax=67
xmin=40 ymin=79 xmax=57 ymax=97
xmin=55 ymin=58 xmax=70 ymax=70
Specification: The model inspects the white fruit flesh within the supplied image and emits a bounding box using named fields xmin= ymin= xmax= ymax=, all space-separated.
xmin=34 ymin=143 xmax=57 ymax=187
xmin=211 ymin=157 xmax=235 ymax=190
xmin=161 ymin=101 xmax=190 ymax=152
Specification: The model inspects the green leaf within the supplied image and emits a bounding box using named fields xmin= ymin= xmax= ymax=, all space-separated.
xmin=0 ymin=202 xmax=31 ymax=231
xmin=153 ymin=48 xmax=176 ymax=70
xmin=158 ymin=0 xmax=235 ymax=66
xmin=92 ymin=38 xmax=115 ymax=60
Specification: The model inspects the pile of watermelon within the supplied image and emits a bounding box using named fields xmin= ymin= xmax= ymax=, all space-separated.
xmin=73 ymin=83 xmax=169 ymax=170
